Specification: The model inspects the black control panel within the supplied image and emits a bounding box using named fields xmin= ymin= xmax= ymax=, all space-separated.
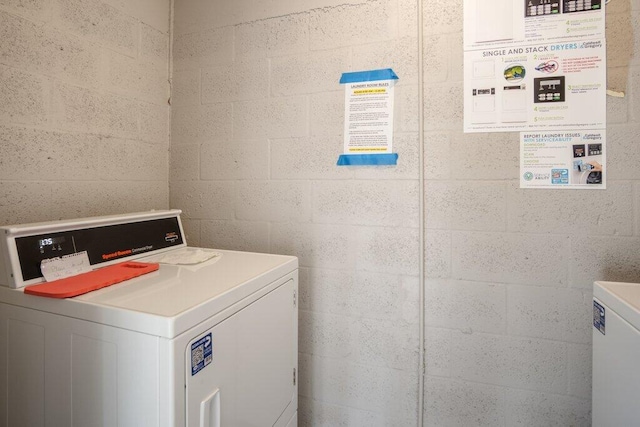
xmin=563 ymin=0 xmax=601 ymax=13
xmin=525 ymin=0 xmax=560 ymax=17
xmin=589 ymin=143 xmax=603 ymax=156
xmin=15 ymin=217 xmax=183 ymax=281
xmin=534 ymin=76 xmax=566 ymax=103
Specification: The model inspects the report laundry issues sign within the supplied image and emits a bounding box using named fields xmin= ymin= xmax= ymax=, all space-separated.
xmin=520 ymin=130 xmax=606 ymax=189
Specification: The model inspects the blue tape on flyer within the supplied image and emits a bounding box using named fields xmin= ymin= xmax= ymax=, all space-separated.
xmin=339 ymin=68 xmax=399 ymax=84
xmin=191 ymin=333 xmax=213 ymax=375
xmin=337 ymin=153 xmax=398 ymax=166
xmin=593 ymin=300 xmax=605 ymax=335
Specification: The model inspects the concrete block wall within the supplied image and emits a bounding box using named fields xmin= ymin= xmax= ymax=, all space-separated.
xmin=0 ymin=0 xmax=171 ymax=226
xmin=422 ymin=1 xmax=640 ymax=426
xmin=171 ymin=0 xmax=421 ymax=425
xmin=171 ymin=0 xmax=640 ymax=425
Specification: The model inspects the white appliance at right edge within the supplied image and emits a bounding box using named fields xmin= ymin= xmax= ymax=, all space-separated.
xmin=592 ymin=281 xmax=640 ymax=426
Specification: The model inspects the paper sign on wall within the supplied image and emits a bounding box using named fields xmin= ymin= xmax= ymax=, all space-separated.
xmin=337 ymin=69 xmax=399 ymax=166
xmin=520 ymin=130 xmax=606 ymax=189
xmin=463 ymin=0 xmax=607 ymax=133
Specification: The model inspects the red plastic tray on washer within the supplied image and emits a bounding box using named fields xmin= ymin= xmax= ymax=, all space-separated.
xmin=24 ymin=261 xmax=159 ymax=298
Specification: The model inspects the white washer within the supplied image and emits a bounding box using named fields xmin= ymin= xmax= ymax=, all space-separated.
xmin=0 ymin=210 xmax=298 ymax=427
xmin=592 ymin=281 xmax=640 ymax=426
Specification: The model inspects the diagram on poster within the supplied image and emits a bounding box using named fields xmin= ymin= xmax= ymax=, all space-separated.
xmin=464 ymin=38 xmax=605 ymax=133
xmin=520 ymin=130 xmax=606 ymax=189
xmin=464 ymin=0 xmax=604 ymax=50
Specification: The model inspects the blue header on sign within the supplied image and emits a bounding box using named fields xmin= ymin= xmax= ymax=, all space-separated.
xmin=337 ymin=153 xmax=398 ymax=166
xmin=339 ymin=68 xmax=399 ymax=84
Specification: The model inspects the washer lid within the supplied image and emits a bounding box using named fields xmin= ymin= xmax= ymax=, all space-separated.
xmin=0 ymin=248 xmax=297 ymax=339
xmin=594 ymin=281 xmax=640 ymax=330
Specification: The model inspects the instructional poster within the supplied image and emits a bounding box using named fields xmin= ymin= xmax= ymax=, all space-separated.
xmin=520 ymin=130 xmax=606 ymax=189
xmin=343 ymin=79 xmax=396 ymax=154
xmin=464 ymin=0 xmax=604 ymax=51
xmin=463 ymin=0 xmax=607 ymax=133
xmin=464 ymin=38 xmax=605 ymax=133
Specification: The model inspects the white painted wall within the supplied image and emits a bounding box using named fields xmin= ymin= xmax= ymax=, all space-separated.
xmin=0 ymin=0 xmax=171 ymax=225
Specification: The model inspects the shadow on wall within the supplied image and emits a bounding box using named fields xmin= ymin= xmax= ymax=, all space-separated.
xmin=603 ymin=264 xmax=640 ymax=283
xmin=606 ymin=0 xmax=634 ymax=93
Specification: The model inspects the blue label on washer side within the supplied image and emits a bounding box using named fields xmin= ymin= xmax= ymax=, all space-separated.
xmin=593 ymin=300 xmax=605 ymax=335
xmin=191 ymin=333 xmax=213 ymax=376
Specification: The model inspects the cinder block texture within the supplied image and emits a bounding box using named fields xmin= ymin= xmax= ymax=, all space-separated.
xmin=236 ymin=180 xmax=312 ymax=222
xmin=200 ymin=219 xmax=270 ymax=253
xmin=0 ymin=66 xmax=49 ymax=126
xmin=107 ymin=50 xmax=169 ymax=105
xmin=233 ymin=96 xmax=308 ymax=139
xmin=313 ymin=180 xmax=419 ymax=227
xmin=352 ymin=37 xmax=419 ymax=84
xmin=425 ymin=279 xmax=506 ymax=334
xmin=270 ymin=223 xmax=356 ymax=270
xmin=53 ymin=83 xmax=138 ymax=138
xmin=180 ymin=218 xmax=201 ymax=247
xmin=201 ymin=139 xmax=270 ymax=181
xmin=504 ymin=389 xmax=590 ymax=426
xmin=299 ymin=353 xmax=418 ymax=425
xmin=0 ymin=11 xmax=101 ymax=88
xmin=55 ymin=0 xmax=138 ymax=56
xmin=140 ymin=23 xmax=169 ymax=67
xmin=568 ymin=343 xmax=592 ymax=400
xmin=169 ymin=180 xmax=235 ymax=220
xmin=0 ymin=0 xmax=51 ymax=21
xmin=299 ymin=268 xmax=419 ymax=324
xmin=102 ymin=0 xmax=171 ymax=33
xmin=569 ymin=235 xmax=640 ymax=287
xmin=424 ymin=377 xmax=506 ymax=427
xmin=450 ymin=131 xmax=520 ymax=180
xmin=452 ymin=231 xmax=569 ymax=286
xmin=450 ymin=331 xmax=568 ymax=393
xmin=425 ymin=230 xmax=451 ymax=278
xmin=171 ymin=103 xmax=232 ymax=144
xmin=201 ymin=60 xmax=269 ymax=103
xmin=507 ymin=286 xmax=591 ymax=343
xmin=355 ymin=226 xmax=420 ymax=275
xmin=309 ymin=1 xmax=397 ymax=50
xmin=299 ymin=396 xmax=381 ymax=427
xmin=424 ymin=328 xmax=452 ymax=377
xmin=271 ymin=137 xmax=355 ymax=180
xmin=0 ymin=126 xmax=167 ymax=182
xmin=1 ymin=1 xmax=171 ymax=224
xmin=271 ymin=48 xmax=350 ymax=96
xmin=140 ymin=102 xmax=169 ymax=145
xmin=170 ymin=69 xmax=200 ymax=107
xmin=172 ymin=27 xmax=233 ymax=70
xmin=425 ymin=181 xmax=507 ymax=231
xmin=49 ymin=181 xmax=168 ymax=220
xmin=169 ymin=143 xmax=200 ymax=182
xmin=507 ymin=182 xmax=634 ymax=236
xmin=0 ymin=181 xmax=54 ymax=225
xmin=308 ymin=91 xmax=344 ymax=137
xmin=607 ymin=124 xmax=640 ymax=179
xmin=354 ymin=133 xmax=420 ymax=180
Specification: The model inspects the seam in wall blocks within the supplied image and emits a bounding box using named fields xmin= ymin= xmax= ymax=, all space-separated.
xmin=226 ymin=0 xmax=378 ymax=27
